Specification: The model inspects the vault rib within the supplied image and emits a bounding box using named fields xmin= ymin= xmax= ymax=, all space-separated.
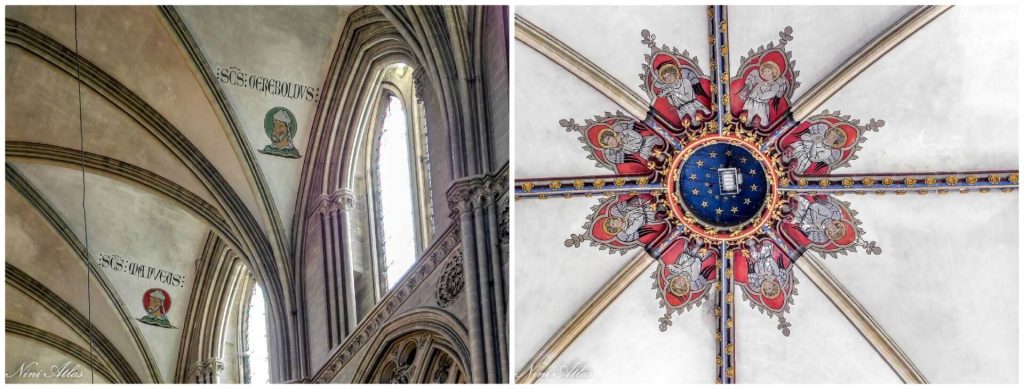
xmin=6 ymin=270 xmax=138 ymax=383
xmin=796 ymin=252 xmax=927 ymax=383
xmin=515 ymin=15 xmax=648 ymax=119
xmin=790 ymin=5 xmax=952 ymax=121
xmin=5 ymin=142 xmax=231 ymax=238
xmin=515 ymin=252 xmax=654 ymax=384
xmin=157 ymin=6 xmax=291 ymax=279
xmin=5 ymin=163 xmax=163 ymax=383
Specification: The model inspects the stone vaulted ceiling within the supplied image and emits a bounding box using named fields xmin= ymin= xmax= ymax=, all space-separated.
xmin=5 ymin=5 xmax=357 ymax=382
xmin=513 ymin=5 xmax=1017 ymax=384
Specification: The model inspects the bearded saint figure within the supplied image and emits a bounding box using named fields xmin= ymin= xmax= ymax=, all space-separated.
xmin=260 ymin=109 xmax=301 ymax=158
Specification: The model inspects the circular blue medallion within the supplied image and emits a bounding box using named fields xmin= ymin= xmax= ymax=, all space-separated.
xmin=677 ymin=142 xmax=769 ymax=227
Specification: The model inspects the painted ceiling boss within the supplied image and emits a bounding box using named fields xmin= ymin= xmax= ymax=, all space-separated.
xmin=554 ymin=26 xmax=888 ymax=336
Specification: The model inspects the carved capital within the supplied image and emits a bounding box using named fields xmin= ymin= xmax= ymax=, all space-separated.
xmin=472 ymin=186 xmax=492 ymax=209
xmin=334 ymin=189 xmax=357 ymax=211
xmin=445 ymin=164 xmax=509 ymax=219
xmin=187 ymin=356 xmax=224 ymax=383
xmin=446 ymin=178 xmax=483 ymax=217
xmin=309 ymin=188 xmax=357 ymax=216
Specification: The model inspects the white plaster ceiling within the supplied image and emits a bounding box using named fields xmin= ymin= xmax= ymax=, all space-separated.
xmin=4 ymin=45 xmax=217 ymax=208
xmin=513 ymin=197 xmax=638 ymax=370
xmin=728 ymin=6 xmax=915 ymax=103
xmin=736 ymin=266 xmax=902 ymax=383
xmin=4 ymin=4 xmax=365 ymax=383
xmin=11 ymin=162 xmax=211 ymax=383
xmin=514 ymin=5 xmax=1019 ymax=384
xmin=514 ymin=42 xmax=624 ymax=178
xmin=175 ymin=5 xmax=359 ymax=243
xmin=821 ymin=5 xmax=1019 ymax=174
xmin=823 ymin=192 xmax=1018 ymax=383
xmin=4 ymin=284 xmax=119 ymax=384
xmin=535 ymin=269 xmax=717 ymax=384
xmin=5 ymin=335 xmax=112 ymax=384
xmin=5 ymin=286 xmax=86 ymax=355
xmin=517 ymin=6 xmax=710 ymax=100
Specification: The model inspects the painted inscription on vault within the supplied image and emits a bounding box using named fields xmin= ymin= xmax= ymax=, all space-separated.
xmin=96 ymin=253 xmax=187 ymax=288
xmin=215 ymin=65 xmax=321 ymax=102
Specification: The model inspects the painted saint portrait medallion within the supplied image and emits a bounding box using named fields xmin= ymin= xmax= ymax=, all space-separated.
xmin=137 ymin=288 xmax=176 ymax=329
xmin=259 ymin=106 xmax=301 ymax=158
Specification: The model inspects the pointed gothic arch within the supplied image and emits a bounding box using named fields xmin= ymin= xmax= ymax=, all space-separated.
xmin=352 ymin=308 xmax=471 ymax=384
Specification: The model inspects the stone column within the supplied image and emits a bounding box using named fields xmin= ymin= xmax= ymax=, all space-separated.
xmin=313 ymin=189 xmax=359 ymax=345
xmin=446 ymin=165 xmax=508 ymax=383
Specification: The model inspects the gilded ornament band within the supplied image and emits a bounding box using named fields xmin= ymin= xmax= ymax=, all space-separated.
xmin=780 ymin=171 xmax=1019 ymax=194
xmin=514 ymin=175 xmax=655 ymax=199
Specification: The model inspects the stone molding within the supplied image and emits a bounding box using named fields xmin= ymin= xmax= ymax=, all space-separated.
xmin=310 ymin=224 xmax=462 ymax=383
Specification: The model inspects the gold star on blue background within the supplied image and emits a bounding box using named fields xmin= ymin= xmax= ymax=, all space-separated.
xmin=677 ymin=143 xmax=768 ymax=226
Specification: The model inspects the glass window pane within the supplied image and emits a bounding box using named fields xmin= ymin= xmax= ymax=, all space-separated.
xmin=379 ymin=94 xmax=417 ymax=290
xmin=247 ymin=285 xmax=270 ymax=384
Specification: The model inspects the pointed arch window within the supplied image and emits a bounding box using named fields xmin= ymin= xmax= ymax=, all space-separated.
xmin=243 ymin=284 xmax=270 ymax=384
xmin=369 ymin=64 xmax=434 ymax=293
xmin=378 ymin=95 xmax=418 ymax=289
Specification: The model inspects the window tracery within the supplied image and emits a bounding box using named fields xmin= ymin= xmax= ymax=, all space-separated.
xmin=367 ymin=331 xmax=467 ymax=384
